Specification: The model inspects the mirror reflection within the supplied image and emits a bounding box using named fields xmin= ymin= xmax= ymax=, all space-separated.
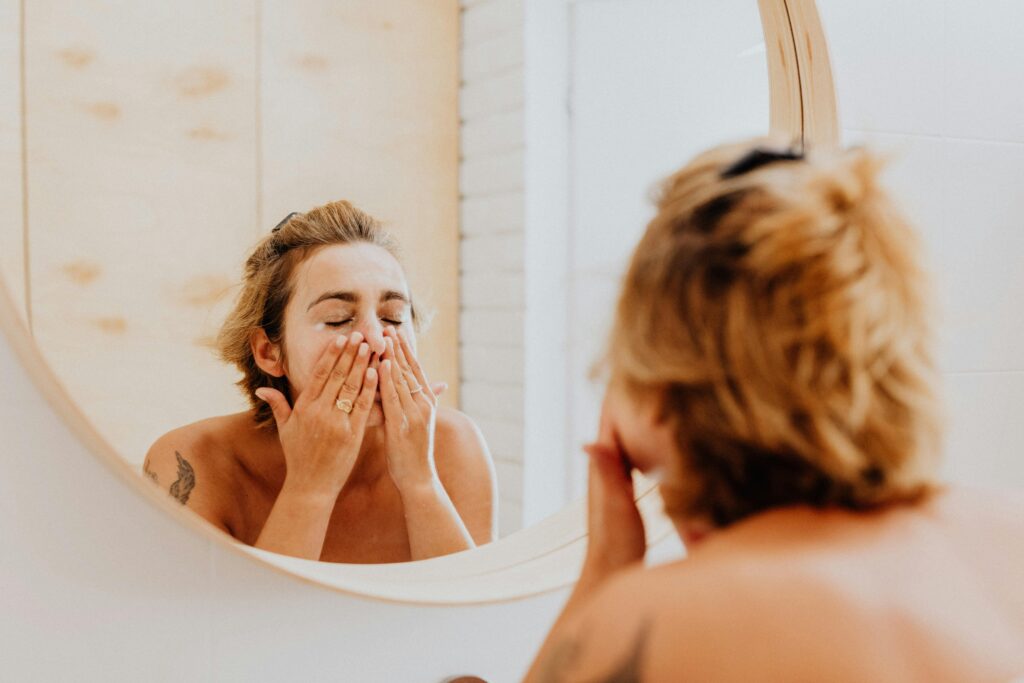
xmin=1 ymin=0 xmax=769 ymax=562
xmin=143 ymin=204 xmax=496 ymax=562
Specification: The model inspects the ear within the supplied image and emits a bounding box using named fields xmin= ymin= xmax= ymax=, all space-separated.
xmin=250 ymin=328 xmax=285 ymax=378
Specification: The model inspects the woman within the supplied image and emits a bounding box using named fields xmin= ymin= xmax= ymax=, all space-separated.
xmin=526 ymin=142 xmax=1024 ymax=681
xmin=144 ymin=201 xmax=497 ymax=563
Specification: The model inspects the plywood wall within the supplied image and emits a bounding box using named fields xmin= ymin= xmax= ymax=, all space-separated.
xmin=0 ymin=0 xmax=26 ymax=327
xmin=9 ymin=0 xmax=459 ymax=465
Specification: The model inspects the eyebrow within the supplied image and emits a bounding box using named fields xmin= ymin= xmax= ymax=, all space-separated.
xmin=307 ymin=290 xmax=410 ymax=311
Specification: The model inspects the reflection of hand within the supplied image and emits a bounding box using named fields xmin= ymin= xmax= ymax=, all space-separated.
xmin=255 ymin=332 xmax=378 ymax=497
xmin=579 ymin=402 xmax=647 ymax=590
xmin=379 ymin=327 xmax=439 ymax=494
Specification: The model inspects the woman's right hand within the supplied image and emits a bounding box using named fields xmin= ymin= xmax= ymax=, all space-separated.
xmin=254 ymin=332 xmax=378 ymax=497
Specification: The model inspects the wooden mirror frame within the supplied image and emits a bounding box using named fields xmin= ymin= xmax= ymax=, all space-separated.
xmin=0 ymin=0 xmax=838 ymax=605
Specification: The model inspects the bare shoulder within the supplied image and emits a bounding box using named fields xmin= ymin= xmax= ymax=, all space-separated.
xmin=541 ymin=559 xmax=814 ymax=682
xmin=434 ymin=407 xmax=495 ymax=477
xmin=434 ymin=406 xmax=497 ymax=544
xmin=143 ymin=413 xmax=246 ymax=533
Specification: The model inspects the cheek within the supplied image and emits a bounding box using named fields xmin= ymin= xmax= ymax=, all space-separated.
xmin=284 ymin=334 xmax=332 ymax=396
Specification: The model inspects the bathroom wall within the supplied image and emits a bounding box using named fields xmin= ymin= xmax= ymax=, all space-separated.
xmin=818 ymin=0 xmax=1024 ymax=488
xmin=0 ymin=315 xmax=567 ymax=682
xmin=0 ymin=0 xmax=460 ymax=466
xmin=4 ymin=2 xmax=1023 ymax=680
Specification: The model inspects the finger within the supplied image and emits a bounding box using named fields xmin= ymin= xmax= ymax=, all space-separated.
xmin=255 ymin=387 xmax=292 ymax=427
xmin=385 ymin=338 xmax=416 ymax=411
xmin=378 ymin=359 xmax=404 ymax=421
xmin=332 ymin=341 xmax=371 ymax=409
xmin=391 ymin=327 xmax=434 ymax=402
xmin=348 ymin=366 xmax=378 ymax=434
xmin=320 ymin=331 xmax=365 ymax=404
xmin=304 ymin=334 xmax=349 ymax=403
xmin=430 ymin=381 xmax=448 ymax=397
xmin=584 ymin=442 xmax=636 ymax=497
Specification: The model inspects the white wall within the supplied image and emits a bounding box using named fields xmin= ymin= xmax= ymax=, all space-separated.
xmin=459 ymin=0 xmax=771 ymax=526
xmin=0 ymin=314 xmax=567 ymax=683
xmin=818 ymin=0 xmax=1024 ymax=488
xmin=459 ymin=0 xmax=530 ymax=536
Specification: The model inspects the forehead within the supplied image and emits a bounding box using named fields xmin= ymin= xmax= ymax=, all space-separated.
xmin=291 ymin=242 xmax=408 ymax=299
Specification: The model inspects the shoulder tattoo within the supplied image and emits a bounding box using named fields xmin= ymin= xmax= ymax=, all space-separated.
xmin=536 ymin=618 xmax=653 ymax=683
xmin=169 ymin=451 xmax=196 ymax=505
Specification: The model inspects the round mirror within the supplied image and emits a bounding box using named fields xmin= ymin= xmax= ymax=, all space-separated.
xmin=0 ymin=0 xmax=830 ymax=597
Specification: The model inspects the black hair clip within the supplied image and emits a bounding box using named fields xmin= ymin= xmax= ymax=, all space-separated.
xmin=272 ymin=211 xmax=301 ymax=233
xmin=721 ymin=146 xmax=805 ymax=179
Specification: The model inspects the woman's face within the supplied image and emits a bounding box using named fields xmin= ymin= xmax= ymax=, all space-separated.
xmin=273 ymin=242 xmax=415 ymax=427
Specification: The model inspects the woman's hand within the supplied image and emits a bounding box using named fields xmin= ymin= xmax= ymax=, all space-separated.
xmin=255 ymin=332 xmax=378 ymax=497
xmin=578 ymin=402 xmax=647 ymax=591
xmin=378 ymin=327 xmax=440 ymax=494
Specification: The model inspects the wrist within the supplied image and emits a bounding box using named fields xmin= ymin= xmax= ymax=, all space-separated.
xmin=395 ymin=474 xmax=444 ymax=502
xmin=279 ymin=477 xmax=342 ymax=507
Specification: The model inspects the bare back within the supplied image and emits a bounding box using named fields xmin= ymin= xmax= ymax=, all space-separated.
xmin=553 ymin=488 xmax=1024 ymax=682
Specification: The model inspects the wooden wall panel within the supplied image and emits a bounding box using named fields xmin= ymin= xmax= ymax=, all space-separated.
xmin=26 ymin=1 xmax=258 ymax=464
xmin=260 ymin=0 xmax=461 ymax=404
xmin=0 ymin=0 xmax=26 ymax=326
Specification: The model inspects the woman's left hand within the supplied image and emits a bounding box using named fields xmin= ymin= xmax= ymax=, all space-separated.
xmin=379 ymin=326 xmax=440 ymax=494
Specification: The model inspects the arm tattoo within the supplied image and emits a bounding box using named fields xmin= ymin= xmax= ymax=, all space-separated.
xmin=599 ymin=618 xmax=652 ymax=683
xmin=169 ymin=451 xmax=196 ymax=505
xmin=536 ymin=618 xmax=653 ymax=683
xmin=143 ymin=460 xmax=158 ymax=485
xmin=535 ymin=636 xmax=583 ymax=683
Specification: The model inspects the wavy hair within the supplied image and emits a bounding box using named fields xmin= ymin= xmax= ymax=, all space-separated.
xmin=608 ymin=140 xmax=943 ymax=527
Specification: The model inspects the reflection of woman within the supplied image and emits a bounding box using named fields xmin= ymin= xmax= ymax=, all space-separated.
xmin=144 ymin=201 xmax=497 ymax=562
xmin=527 ymin=142 xmax=1024 ymax=680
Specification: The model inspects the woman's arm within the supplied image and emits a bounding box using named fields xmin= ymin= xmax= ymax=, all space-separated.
xmin=525 ymin=439 xmax=649 ymax=682
xmin=252 ymin=332 xmax=379 ymax=560
xmin=142 ymin=437 xmax=234 ymax=535
xmin=379 ymin=329 xmax=493 ymax=560
xmin=398 ymin=477 xmax=475 ymax=560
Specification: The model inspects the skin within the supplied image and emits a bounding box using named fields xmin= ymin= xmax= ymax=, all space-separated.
xmin=525 ymin=379 xmax=1024 ymax=682
xmin=143 ymin=243 xmax=498 ymax=563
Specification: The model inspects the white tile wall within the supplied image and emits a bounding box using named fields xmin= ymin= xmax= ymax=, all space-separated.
xmin=819 ymin=0 xmax=1024 ymax=488
xmin=460 ymin=191 xmax=524 ymax=235
xmin=459 ymin=0 xmax=528 ymax=536
xmin=942 ymin=371 xmax=1024 ymax=487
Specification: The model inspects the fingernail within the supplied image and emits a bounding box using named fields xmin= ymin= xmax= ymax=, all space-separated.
xmin=365 ymin=367 xmax=377 ymax=381
xmin=350 ymin=331 xmax=363 ymax=344
xmin=358 ymin=342 xmax=369 ymax=356
xmin=254 ymin=389 xmax=267 ymax=401
xmin=334 ymin=335 xmax=347 ymax=348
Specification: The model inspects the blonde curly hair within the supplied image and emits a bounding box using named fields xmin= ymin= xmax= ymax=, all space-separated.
xmin=609 ymin=140 xmax=943 ymax=528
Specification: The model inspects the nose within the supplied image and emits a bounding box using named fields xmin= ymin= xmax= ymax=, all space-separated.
xmin=355 ymin=317 xmax=386 ymax=357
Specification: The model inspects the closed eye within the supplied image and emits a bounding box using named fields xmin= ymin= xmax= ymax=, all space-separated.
xmin=324 ymin=319 xmax=353 ymax=327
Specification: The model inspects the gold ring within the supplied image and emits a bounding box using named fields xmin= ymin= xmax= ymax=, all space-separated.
xmin=335 ymin=398 xmax=354 ymax=413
